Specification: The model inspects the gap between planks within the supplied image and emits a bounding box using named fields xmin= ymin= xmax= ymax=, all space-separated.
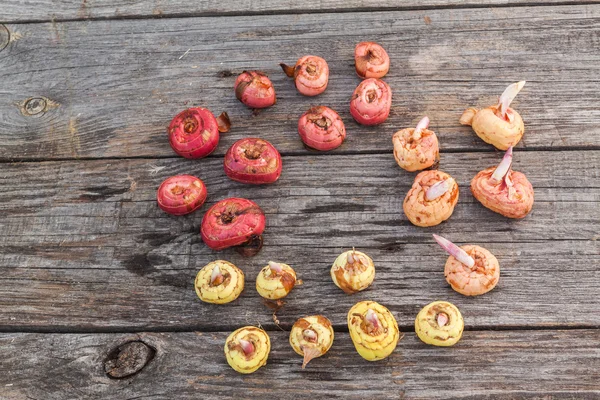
xmin=2 ymin=1 xmax=600 ymax=25
xmin=2 ymin=145 xmax=600 ymax=165
xmin=1 ymin=324 xmax=599 ymax=335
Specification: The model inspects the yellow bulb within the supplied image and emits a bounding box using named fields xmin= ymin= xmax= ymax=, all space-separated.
xmin=289 ymin=315 xmax=334 ymax=369
xmin=256 ymin=261 xmax=297 ymax=300
xmin=347 ymin=301 xmax=401 ymax=361
xmin=195 ymin=260 xmax=244 ymax=304
xmin=331 ymin=249 xmax=375 ymax=294
xmin=415 ymin=301 xmax=464 ymax=346
xmin=224 ymin=326 xmax=270 ymax=374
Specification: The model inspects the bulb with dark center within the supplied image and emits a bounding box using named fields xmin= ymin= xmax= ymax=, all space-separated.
xmin=157 ymin=175 xmax=208 ymax=216
xmin=168 ymin=107 xmax=230 ymax=159
xmin=201 ymin=197 xmax=266 ymax=256
xmin=224 ymin=138 xmax=282 ymax=185
xmin=350 ymin=78 xmax=391 ymax=126
xmin=355 ymin=42 xmax=390 ymax=79
xmin=297 ymin=106 xmax=346 ymax=151
xmin=280 ymin=55 xmax=329 ymax=96
xmin=234 ymin=70 xmax=276 ymax=109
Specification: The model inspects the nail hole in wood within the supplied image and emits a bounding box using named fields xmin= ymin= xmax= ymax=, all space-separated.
xmin=104 ymin=341 xmax=156 ymax=379
xmin=0 ymin=25 xmax=9 ymax=52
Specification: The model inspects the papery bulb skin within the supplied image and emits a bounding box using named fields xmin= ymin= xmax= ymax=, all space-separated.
xmin=415 ymin=301 xmax=464 ymax=347
xmin=471 ymin=148 xmax=534 ymax=218
xmin=347 ymin=301 xmax=401 ymax=361
xmin=234 ymin=71 xmax=276 ymax=109
xmin=224 ymin=326 xmax=271 ymax=374
xmin=289 ymin=315 xmax=334 ymax=369
xmin=195 ymin=260 xmax=244 ymax=304
xmin=460 ymin=81 xmax=526 ymax=150
xmin=403 ymin=170 xmax=459 ymax=227
xmin=224 ymin=138 xmax=282 ymax=184
xmin=350 ymin=78 xmax=391 ymax=126
xmin=156 ymin=175 xmax=207 ymax=216
xmin=280 ymin=55 xmax=329 ymax=96
xmin=297 ymin=106 xmax=346 ymax=151
xmin=392 ymin=116 xmax=440 ymax=172
xmin=354 ymin=42 xmax=390 ymax=79
xmin=201 ymin=198 xmax=266 ymax=255
xmin=168 ymin=107 xmax=231 ymax=159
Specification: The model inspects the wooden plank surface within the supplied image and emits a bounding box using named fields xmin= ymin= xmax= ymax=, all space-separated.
xmin=1 ymin=0 xmax=597 ymax=23
xmin=1 ymin=5 xmax=600 ymax=161
xmin=1 ymin=151 xmax=598 ymax=331
xmin=1 ymin=1 xmax=599 ymax=398
xmin=1 ymin=329 xmax=599 ymax=399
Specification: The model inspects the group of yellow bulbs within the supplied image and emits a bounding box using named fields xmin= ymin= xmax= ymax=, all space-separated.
xmin=195 ymin=249 xmax=464 ymax=374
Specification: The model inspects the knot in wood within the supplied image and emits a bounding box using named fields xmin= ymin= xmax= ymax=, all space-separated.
xmin=22 ymin=97 xmax=48 ymax=116
xmin=0 ymin=25 xmax=9 ymax=52
xmin=104 ymin=341 xmax=155 ymax=379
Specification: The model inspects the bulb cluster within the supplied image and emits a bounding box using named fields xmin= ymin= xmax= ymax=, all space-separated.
xmin=152 ymin=41 xmax=533 ymax=375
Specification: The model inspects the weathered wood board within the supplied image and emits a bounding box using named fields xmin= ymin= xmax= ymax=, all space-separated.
xmin=1 ymin=5 xmax=600 ymax=161
xmin=1 ymin=330 xmax=599 ymax=399
xmin=1 ymin=1 xmax=600 ymax=398
xmin=1 ymin=0 xmax=595 ymax=23
xmin=1 ymin=152 xmax=598 ymax=331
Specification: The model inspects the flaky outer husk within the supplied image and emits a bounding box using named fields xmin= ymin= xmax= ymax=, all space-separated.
xmin=415 ymin=301 xmax=464 ymax=347
xmin=461 ymin=106 xmax=524 ymax=150
xmin=255 ymin=263 xmax=296 ymax=300
xmin=224 ymin=326 xmax=270 ymax=374
xmin=195 ymin=260 xmax=244 ymax=304
xmin=289 ymin=315 xmax=334 ymax=368
xmin=392 ymin=128 xmax=440 ymax=172
xmin=471 ymin=167 xmax=534 ymax=218
xmin=444 ymin=245 xmax=500 ymax=296
xmin=347 ymin=301 xmax=401 ymax=361
xmin=330 ymin=250 xmax=375 ymax=294
xmin=403 ymin=170 xmax=459 ymax=227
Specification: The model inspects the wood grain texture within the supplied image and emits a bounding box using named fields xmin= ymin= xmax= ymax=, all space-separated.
xmin=1 ymin=330 xmax=599 ymax=399
xmin=1 ymin=151 xmax=598 ymax=331
xmin=1 ymin=5 xmax=600 ymax=160
xmin=1 ymin=0 xmax=596 ymax=22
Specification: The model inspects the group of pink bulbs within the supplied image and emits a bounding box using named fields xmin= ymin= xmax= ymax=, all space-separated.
xmin=156 ymin=42 xmax=394 ymax=255
xmin=156 ymin=41 xmax=533 ymax=260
